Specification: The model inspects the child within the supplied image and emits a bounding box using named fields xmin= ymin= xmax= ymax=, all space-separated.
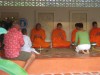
xmin=21 ymin=28 xmax=40 ymax=54
xmin=75 ymin=23 xmax=91 ymax=54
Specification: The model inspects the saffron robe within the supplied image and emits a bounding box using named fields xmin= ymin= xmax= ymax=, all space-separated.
xmin=71 ymin=29 xmax=78 ymax=43
xmin=90 ymin=28 xmax=100 ymax=46
xmin=52 ymin=29 xmax=70 ymax=48
xmin=31 ymin=28 xmax=50 ymax=48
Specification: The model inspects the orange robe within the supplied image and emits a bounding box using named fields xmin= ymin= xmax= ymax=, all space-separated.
xmin=90 ymin=28 xmax=100 ymax=46
xmin=31 ymin=28 xmax=50 ymax=48
xmin=52 ymin=29 xmax=70 ymax=48
xmin=71 ymin=29 xmax=78 ymax=43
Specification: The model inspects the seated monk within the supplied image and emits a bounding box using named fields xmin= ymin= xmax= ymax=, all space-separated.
xmin=95 ymin=28 xmax=100 ymax=46
xmin=52 ymin=23 xmax=70 ymax=48
xmin=71 ymin=23 xmax=78 ymax=43
xmin=31 ymin=23 xmax=50 ymax=48
xmin=90 ymin=21 xmax=100 ymax=46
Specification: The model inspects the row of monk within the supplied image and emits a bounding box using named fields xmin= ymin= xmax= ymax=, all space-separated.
xmin=30 ymin=21 xmax=99 ymax=48
xmin=0 ymin=20 xmax=98 ymax=70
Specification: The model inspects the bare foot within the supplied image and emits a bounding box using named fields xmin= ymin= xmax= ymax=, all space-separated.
xmin=82 ymin=50 xmax=90 ymax=54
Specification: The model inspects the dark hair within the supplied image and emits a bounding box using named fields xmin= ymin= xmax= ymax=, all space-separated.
xmin=22 ymin=28 xmax=27 ymax=35
xmin=77 ymin=23 xmax=83 ymax=28
xmin=75 ymin=23 xmax=78 ymax=27
xmin=35 ymin=23 xmax=41 ymax=28
xmin=57 ymin=23 xmax=62 ymax=27
xmin=92 ymin=21 xmax=97 ymax=26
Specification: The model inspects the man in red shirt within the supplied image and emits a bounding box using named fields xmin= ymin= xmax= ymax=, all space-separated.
xmin=4 ymin=21 xmax=35 ymax=70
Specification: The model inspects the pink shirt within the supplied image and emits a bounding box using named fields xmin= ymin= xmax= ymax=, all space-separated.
xmin=4 ymin=28 xmax=24 ymax=58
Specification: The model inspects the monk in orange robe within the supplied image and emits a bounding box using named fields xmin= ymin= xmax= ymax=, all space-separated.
xmin=71 ymin=23 xmax=78 ymax=43
xmin=31 ymin=23 xmax=50 ymax=48
xmin=96 ymin=28 xmax=100 ymax=46
xmin=52 ymin=23 xmax=70 ymax=48
xmin=90 ymin=21 xmax=100 ymax=46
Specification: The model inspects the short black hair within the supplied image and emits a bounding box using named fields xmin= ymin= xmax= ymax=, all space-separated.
xmin=92 ymin=21 xmax=97 ymax=26
xmin=57 ymin=23 xmax=62 ymax=27
xmin=77 ymin=23 xmax=83 ymax=28
xmin=75 ymin=23 xmax=78 ymax=27
xmin=36 ymin=23 xmax=41 ymax=27
xmin=22 ymin=28 xmax=27 ymax=35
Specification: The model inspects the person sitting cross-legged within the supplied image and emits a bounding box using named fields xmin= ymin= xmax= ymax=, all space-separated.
xmin=31 ymin=23 xmax=50 ymax=48
xmin=52 ymin=23 xmax=70 ymax=48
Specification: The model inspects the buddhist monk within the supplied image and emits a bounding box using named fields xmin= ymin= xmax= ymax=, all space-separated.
xmin=52 ymin=23 xmax=70 ymax=48
xmin=96 ymin=28 xmax=100 ymax=46
xmin=71 ymin=23 xmax=78 ymax=43
xmin=31 ymin=23 xmax=50 ymax=48
xmin=90 ymin=21 xmax=100 ymax=46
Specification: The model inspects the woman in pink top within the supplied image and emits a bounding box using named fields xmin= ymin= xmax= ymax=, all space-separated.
xmin=4 ymin=21 xmax=35 ymax=70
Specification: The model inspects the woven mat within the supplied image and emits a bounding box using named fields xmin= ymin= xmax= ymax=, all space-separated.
xmin=36 ymin=48 xmax=100 ymax=59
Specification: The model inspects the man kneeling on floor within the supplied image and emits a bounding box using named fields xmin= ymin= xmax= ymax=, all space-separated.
xmin=4 ymin=20 xmax=35 ymax=70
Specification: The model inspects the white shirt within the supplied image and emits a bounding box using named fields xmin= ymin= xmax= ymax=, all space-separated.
xmin=21 ymin=35 xmax=40 ymax=54
xmin=21 ymin=35 xmax=32 ymax=52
